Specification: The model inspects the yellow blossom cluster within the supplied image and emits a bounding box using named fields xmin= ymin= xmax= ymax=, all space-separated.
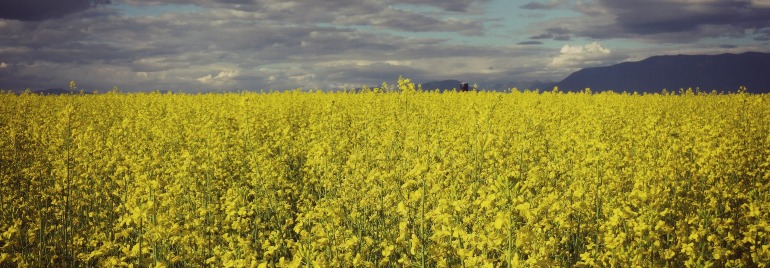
xmin=1 ymin=79 xmax=769 ymax=267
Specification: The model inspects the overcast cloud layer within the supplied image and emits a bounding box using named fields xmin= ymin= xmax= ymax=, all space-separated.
xmin=1 ymin=0 xmax=768 ymax=91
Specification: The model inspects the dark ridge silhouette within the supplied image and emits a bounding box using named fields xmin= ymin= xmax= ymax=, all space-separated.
xmin=525 ymin=81 xmax=558 ymax=91
xmin=419 ymin=80 xmax=464 ymax=92
xmin=556 ymin=52 xmax=770 ymax=93
xmin=33 ymin=88 xmax=93 ymax=95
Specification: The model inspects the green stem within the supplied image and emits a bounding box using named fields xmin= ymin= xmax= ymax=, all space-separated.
xmin=421 ymin=174 xmax=427 ymax=268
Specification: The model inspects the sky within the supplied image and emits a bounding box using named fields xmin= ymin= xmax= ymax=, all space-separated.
xmin=1 ymin=0 xmax=769 ymax=92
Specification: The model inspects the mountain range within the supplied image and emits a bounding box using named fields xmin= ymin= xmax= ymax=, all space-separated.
xmin=419 ymin=52 xmax=770 ymax=93
xmin=419 ymin=80 xmax=465 ymax=91
xmin=554 ymin=52 xmax=770 ymax=93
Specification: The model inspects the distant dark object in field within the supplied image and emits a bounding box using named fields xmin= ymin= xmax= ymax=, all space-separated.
xmin=460 ymin=82 xmax=469 ymax=92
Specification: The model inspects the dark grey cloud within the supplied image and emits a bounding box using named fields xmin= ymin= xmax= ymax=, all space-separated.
xmin=0 ymin=0 xmax=111 ymax=21
xmin=0 ymin=1 xmax=549 ymax=92
xmin=518 ymin=0 xmax=770 ymax=44
xmin=520 ymin=1 xmax=565 ymax=10
xmin=600 ymin=0 xmax=769 ymax=34
xmin=332 ymin=7 xmax=485 ymax=36
xmin=393 ymin=0 xmax=491 ymax=12
xmin=518 ymin=41 xmax=543 ymax=45
xmin=563 ymin=0 xmax=770 ymax=42
xmin=119 ymin=0 xmax=487 ymax=34
xmin=124 ymin=0 xmax=490 ymax=13
xmin=546 ymin=27 xmax=569 ymax=35
xmin=755 ymin=28 xmax=770 ymax=41
xmin=530 ymin=33 xmax=552 ymax=39
xmin=528 ymin=27 xmax=571 ymax=41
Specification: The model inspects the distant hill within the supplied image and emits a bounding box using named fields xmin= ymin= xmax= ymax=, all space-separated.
xmin=34 ymin=88 xmax=93 ymax=95
xmin=420 ymin=80 xmax=463 ymax=92
xmin=523 ymin=81 xmax=558 ymax=91
xmin=417 ymin=80 xmax=558 ymax=92
xmin=556 ymin=52 xmax=770 ymax=93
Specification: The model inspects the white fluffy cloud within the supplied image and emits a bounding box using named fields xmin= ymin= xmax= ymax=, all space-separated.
xmin=560 ymin=42 xmax=610 ymax=54
xmin=197 ymin=70 xmax=239 ymax=85
xmin=548 ymin=42 xmax=615 ymax=69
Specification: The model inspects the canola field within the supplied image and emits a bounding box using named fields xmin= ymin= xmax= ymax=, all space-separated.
xmin=2 ymin=79 xmax=770 ymax=267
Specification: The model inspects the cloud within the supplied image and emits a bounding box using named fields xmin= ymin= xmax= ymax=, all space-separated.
xmin=117 ymin=0 xmax=488 ymax=34
xmin=754 ymin=0 xmax=770 ymax=8
xmin=530 ymin=33 xmax=553 ymax=39
xmin=123 ymin=0 xmax=491 ymax=13
xmin=0 ymin=2 xmax=550 ymax=91
xmin=0 ymin=0 xmax=111 ymax=21
xmin=393 ymin=0 xmax=492 ymax=12
xmin=0 ymin=0 xmax=524 ymax=92
xmin=197 ymin=70 xmax=239 ymax=85
xmin=561 ymin=42 xmax=609 ymax=54
xmin=589 ymin=0 xmax=770 ymax=41
xmin=529 ymin=27 xmax=572 ymax=41
xmin=520 ymin=0 xmax=566 ymax=10
xmin=0 ymin=0 xmax=490 ymax=35
xmin=333 ymin=7 xmax=485 ymax=35
xmin=518 ymin=41 xmax=544 ymax=45
xmin=313 ymin=61 xmax=427 ymax=88
xmin=546 ymin=27 xmax=570 ymax=35
xmin=755 ymin=28 xmax=770 ymax=41
xmin=524 ymin=0 xmax=770 ymax=43
xmin=548 ymin=42 xmax=619 ymax=69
